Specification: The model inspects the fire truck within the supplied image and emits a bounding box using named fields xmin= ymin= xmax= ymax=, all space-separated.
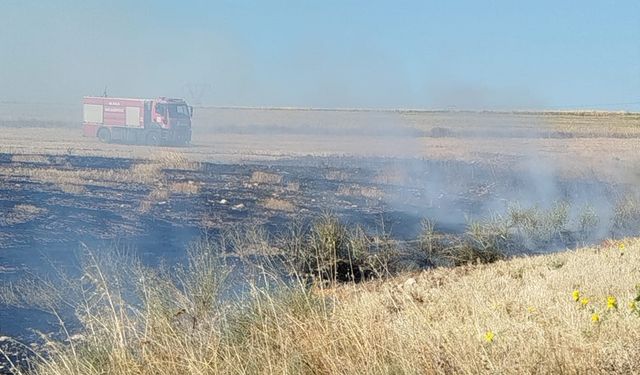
xmin=82 ymin=96 xmax=193 ymax=145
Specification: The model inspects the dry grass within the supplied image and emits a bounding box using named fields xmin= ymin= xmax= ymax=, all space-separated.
xmin=169 ymin=181 xmax=200 ymax=195
xmin=0 ymin=204 xmax=46 ymax=225
xmin=0 ymin=165 xmax=161 ymax=188
xmin=226 ymin=224 xmax=278 ymax=257
xmin=138 ymin=187 xmax=170 ymax=213
xmin=291 ymin=240 xmax=640 ymax=374
xmin=374 ymin=168 xmax=411 ymax=186
xmin=4 ymin=238 xmax=640 ymax=374
xmin=149 ymin=151 xmax=200 ymax=171
xmin=137 ymin=200 xmax=153 ymax=214
xmin=261 ymin=197 xmax=296 ymax=212
xmin=57 ymin=183 xmax=86 ymax=194
xmin=147 ymin=187 xmax=170 ymax=201
xmin=0 ymin=153 xmax=202 ymax=195
xmin=128 ymin=163 xmax=164 ymax=182
xmin=285 ymin=181 xmax=300 ymax=192
xmin=250 ymin=171 xmax=283 ymax=185
xmin=324 ymin=170 xmax=350 ymax=181
xmin=337 ymin=184 xmax=384 ymax=200
xmin=1 ymin=112 xmax=639 ymax=184
xmin=10 ymin=154 xmax=50 ymax=164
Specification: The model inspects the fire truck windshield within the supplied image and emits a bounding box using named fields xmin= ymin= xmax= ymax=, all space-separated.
xmin=168 ymin=104 xmax=190 ymax=118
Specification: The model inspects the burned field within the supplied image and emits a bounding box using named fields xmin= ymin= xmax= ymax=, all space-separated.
xmin=1 ymin=148 xmax=638 ymax=282
xmin=0 ymin=109 xmax=639 ymax=372
xmin=1 ymin=149 xmax=635 ymax=257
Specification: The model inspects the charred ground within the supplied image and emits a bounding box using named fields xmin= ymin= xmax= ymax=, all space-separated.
xmin=0 ymin=149 xmax=636 ymax=277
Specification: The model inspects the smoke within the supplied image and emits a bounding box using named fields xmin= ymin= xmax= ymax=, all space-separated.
xmin=0 ymin=0 xmax=637 ymax=308
xmin=375 ymin=108 xmax=639 ymax=251
xmin=427 ymin=81 xmax=546 ymax=111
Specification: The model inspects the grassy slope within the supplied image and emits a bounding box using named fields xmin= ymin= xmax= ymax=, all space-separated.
xmin=317 ymin=239 xmax=640 ymax=374
xmin=23 ymin=239 xmax=640 ymax=375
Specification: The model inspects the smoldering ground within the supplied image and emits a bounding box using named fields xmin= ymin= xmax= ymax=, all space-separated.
xmin=343 ymin=108 xmax=640 ymax=250
xmin=1 ymin=109 xmax=640 ymax=372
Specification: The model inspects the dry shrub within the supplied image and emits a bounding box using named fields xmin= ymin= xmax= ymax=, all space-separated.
xmin=250 ymin=171 xmax=283 ymax=184
xmin=262 ymin=197 xmax=295 ymax=212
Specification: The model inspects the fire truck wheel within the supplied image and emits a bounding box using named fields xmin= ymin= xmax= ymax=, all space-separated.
xmin=146 ymin=132 xmax=160 ymax=146
xmin=97 ymin=128 xmax=111 ymax=143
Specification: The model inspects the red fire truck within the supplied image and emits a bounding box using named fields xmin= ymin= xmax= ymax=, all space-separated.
xmin=82 ymin=96 xmax=193 ymax=145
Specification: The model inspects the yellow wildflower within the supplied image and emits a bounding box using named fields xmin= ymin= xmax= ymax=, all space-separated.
xmin=527 ymin=306 xmax=536 ymax=313
xmin=484 ymin=331 xmax=495 ymax=343
xmin=591 ymin=313 xmax=600 ymax=323
xmin=607 ymin=296 xmax=618 ymax=310
xmin=629 ymin=301 xmax=637 ymax=311
xmin=618 ymin=243 xmax=625 ymax=250
xmin=580 ymin=297 xmax=589 ymax=307
xmin=572 ymin=290 xmax=580 ymax=302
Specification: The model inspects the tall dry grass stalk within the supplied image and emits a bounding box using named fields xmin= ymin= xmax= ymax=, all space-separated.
xmin=3 ymin=235 xmax=639 ymax=374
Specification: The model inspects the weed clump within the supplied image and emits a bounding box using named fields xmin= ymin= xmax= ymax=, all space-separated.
xmin=417 ymin=200 xmax=621 ymax=266
xmin=419 ymin=218 xmax=508 ymax=266
xmin=283 ymin=214 xmax=396 ymax=283
xmin=577 ymin=205 xmax=600 ymax=241
xmin=507 ymin=201 xmax=570 ymax=248
xmin=611 ymin=193 xmax=640 ymax=237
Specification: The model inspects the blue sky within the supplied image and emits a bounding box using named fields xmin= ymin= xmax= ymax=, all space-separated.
xmin=1 ymin=0 xmax=639 ymax=110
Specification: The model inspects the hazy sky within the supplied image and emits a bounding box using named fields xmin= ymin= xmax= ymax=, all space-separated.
xmin=1 ymin=0 xmax=639 ymax=110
